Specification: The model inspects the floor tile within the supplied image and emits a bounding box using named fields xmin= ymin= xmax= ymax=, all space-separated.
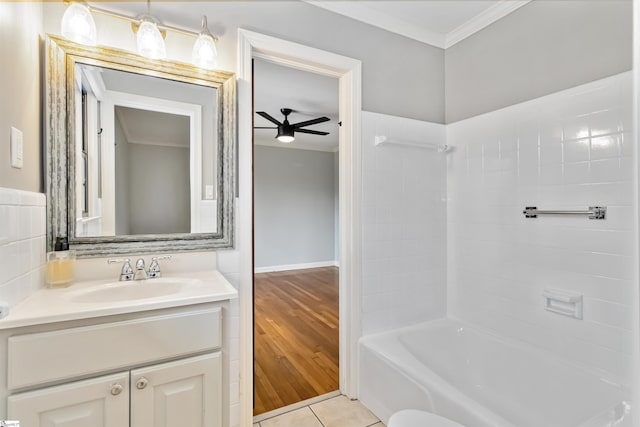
xmin=310 ymin=395 xmax=379 ymax=427
xmin=260 ymin=407 xmax=323 ymax=427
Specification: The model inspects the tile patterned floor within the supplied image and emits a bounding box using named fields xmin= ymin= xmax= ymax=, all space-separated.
xmin=254 ymin=395 xmax=386 ymax=427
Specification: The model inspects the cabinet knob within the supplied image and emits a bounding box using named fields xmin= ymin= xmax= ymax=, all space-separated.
xmin=136 ymin=377 xmax=148 ymax=390
xmin=110 ymin=383 xmax=123 ymax=396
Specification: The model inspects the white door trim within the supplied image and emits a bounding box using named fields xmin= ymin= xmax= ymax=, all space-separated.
xmin=237 ymin=29 xmax=362 ymax=426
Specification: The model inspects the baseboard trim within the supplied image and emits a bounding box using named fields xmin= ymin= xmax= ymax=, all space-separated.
xmin=254 ymin=260 xmax=339 ymax=274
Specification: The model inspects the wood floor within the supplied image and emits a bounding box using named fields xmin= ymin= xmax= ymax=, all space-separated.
xmin=253 ymin=267 xmax=339 ymax=415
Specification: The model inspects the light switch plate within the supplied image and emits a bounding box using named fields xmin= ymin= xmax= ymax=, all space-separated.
xmin=205 ymin=185 xmax=214 ymax=200
xmin=10 ymin=127 xmax=23 ymax=169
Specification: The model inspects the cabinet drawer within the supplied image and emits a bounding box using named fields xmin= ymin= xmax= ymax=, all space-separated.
xmin=8 ymin=307 xmax=220 ymax=390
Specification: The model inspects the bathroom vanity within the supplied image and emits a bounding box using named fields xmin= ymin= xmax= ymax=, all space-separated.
xmin=0 ymin=270 xmax=237 ymax=426
xmin=0 ymin=32 xmax=241 ymax=426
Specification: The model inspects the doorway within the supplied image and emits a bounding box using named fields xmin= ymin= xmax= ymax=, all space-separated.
xmin=237 ymin=29 xmax=363 ymax=426
xmin=252 ymin=58 xmax=340 ymax=415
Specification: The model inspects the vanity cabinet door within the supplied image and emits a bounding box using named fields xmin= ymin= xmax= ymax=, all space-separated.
xmin=130 ymin=352 xmax=222 ymax=427
xmin=7 ymin=372 xmax=129 ymax=427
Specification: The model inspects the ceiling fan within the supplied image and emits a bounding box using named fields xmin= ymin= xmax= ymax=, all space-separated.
xmin=255 ymin=108 xmax=330 ymax=143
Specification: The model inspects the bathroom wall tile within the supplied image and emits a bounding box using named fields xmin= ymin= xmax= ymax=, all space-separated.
xmin=230 ymin=403 xmax=240 ymax=427
xmin=591 ymin=134 xmax=622 ymax=160
xmin=447 ymin=72 xmax=634 ymax=380
xmin=361 ymin=112 xmax=447 ymax=335
xmin=0 ymin=189 xmax=47 ymax=308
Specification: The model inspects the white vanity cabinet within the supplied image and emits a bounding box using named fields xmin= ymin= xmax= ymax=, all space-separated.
xmin=0 ymin=302 xmax=228 ymax=427
xmin=8 ymin=353 xmax=220 ymax=427
xmin=8 ymin=372 xmax=130 ymax=427
xmin=130 ymin=353 xmax=221 ymax=427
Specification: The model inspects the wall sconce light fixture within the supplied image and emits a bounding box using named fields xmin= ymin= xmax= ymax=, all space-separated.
xmin=61 ymin=2 xmax=97 ymax=46
xmin=61 ymin=1 xmax=219 ymax=68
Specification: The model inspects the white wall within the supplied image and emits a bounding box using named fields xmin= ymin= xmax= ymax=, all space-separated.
xmin=114 ymin=116 xmax=131 ymax=235
xmin=254 ymin=145 xmax=337 ymax=270
xmin=361 ymin=112 xmax=447 ymax=335
xmin=0 ymin=188 xmax=46 ymax=308
xmin=447 ymin=72 xmax=634 ymax=382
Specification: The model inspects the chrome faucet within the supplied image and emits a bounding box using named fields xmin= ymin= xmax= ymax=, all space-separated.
xmin=133 ymin=258 xmax=148 ymax=280
xmin=148 ymin=255 xmax=172 ymax=278
xmin=108 ymin=256 xmax=172 ymax=281
xmin=107 ymin=258 xmax=134 ymax=281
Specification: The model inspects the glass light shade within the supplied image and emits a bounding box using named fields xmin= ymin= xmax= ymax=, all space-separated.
xmin=136 ymin=19 xmax=166 ymax=60
xmin=61 ymin=3 xmax=97 ymax=46
xmin=192 ymin=33 xmax=218 ymax=70
xmin=277 ymin=135 xmax=295 ymax=143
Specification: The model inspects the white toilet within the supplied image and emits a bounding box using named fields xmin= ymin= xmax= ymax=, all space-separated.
xmin=388 ymin=409 xmax=464 ymax=427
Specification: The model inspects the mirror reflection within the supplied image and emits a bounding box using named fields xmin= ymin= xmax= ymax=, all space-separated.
xmin=74 ymin=64 xmax=218 ymax=237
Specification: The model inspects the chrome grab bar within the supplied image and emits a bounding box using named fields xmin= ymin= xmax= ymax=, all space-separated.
xmin=523 ymin=206 xmax=606 ymax=220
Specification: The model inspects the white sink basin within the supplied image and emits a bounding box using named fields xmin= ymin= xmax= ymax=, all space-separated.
xmin=68 ymin=278 xmax=201 ymax=303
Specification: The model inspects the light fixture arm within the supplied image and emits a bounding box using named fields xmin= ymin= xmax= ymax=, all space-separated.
xmin=201 ymin=16 xmax=213 ymax=37
xmin=63 ymin=0 xmax=218 ymax=41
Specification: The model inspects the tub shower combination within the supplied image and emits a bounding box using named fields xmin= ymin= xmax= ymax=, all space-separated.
xmin=359 ymin=318 xmax=631 ymax=427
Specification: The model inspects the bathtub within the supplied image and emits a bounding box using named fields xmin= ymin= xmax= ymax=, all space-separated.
xmin=358 ymin=318 xmax=631 ymax=427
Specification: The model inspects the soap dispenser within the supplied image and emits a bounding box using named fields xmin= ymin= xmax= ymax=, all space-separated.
xmin=46 ymin=237 xmax=76 ymax=288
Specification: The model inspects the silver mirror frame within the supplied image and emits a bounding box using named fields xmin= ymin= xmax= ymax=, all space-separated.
xmin=46 ymin=35 xmax=236 ymax=257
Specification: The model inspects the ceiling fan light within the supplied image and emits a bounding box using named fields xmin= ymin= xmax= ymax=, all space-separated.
xmin=136 ymin=17 xmax=166 ymax=59
xmin=277 ymin=135 xmax=295 ymax=143
xmin=61 ymin=2 xmax=97 ymax=46
xmin=276 ymin=123 xmax=295 ymax=143
xmin=192 ymin=16 xmax=218 ymax=69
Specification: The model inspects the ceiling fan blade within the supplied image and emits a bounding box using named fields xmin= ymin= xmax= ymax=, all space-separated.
xmin=253 ymin=126 xmax=277 ymax=129
xmin=296 ymin=128 xmax=330 ymax=136
xmin=256 ymin=111 xmax=282 ymax=126
xmin=292 ymin=116 xmax=330 ymax=128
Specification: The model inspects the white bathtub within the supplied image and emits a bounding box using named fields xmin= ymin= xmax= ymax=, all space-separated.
xmin=358 ymin=318 xmax=631 ymax=427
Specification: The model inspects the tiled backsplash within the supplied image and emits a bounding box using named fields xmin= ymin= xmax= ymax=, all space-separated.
xmin=0 ymin=188 xmax=46 ymax=308
xmin=361 ymin=112 xmax=448 ymax=335
xmin=447 ymin=72 xmax=634 ymax=382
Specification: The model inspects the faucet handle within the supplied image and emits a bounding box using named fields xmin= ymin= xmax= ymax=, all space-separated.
xmin=148 ymin=255 xmax=171 ymax=279
xmin=107 ymin=258 xmax=134 ymax=281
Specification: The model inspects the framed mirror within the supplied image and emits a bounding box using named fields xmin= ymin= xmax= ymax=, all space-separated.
xmin=46 ymin=35 xmax=236 ymax=257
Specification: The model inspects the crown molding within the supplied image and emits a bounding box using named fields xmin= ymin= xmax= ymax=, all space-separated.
xmin=305 ymin=0 xmax=446 ymax=48
xmin=445 ymin=0 xmax=532 ymax=48
xmin=305 ymin=0 xmax=532 ymax=50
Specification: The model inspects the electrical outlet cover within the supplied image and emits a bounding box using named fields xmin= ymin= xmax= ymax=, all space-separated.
xmin=10 ymin=127 xmax=23 ymax=169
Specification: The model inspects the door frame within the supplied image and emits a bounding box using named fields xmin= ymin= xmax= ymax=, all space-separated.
xmin=237 ymin=29 xmax=362 ymax=425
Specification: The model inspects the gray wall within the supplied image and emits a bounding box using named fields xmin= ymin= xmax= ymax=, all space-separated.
xmin=445 ymin=0 xmax=633 ymax=123
xmin=43 ymin=1 xmax=445 ymax=123
xmin=102 ymin=70 xmax=217 ymax=199
xmin=5 ymin=2 xmax=633 ymax=188
xmin=0 ymin=3 xmax=43 ymax=192
xmin=254 ymin=146 xmax=337 ymax=269
xmin=122 ymin=143 xmax=190 ymax=235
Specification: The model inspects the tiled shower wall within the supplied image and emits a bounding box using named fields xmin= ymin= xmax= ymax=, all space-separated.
xmin=447 ymin=72 xmax=634 ymax=382
xmin=0 ymin=188 xmax=46 ymax=308
xmin=361 ymin=111 xmax=448 ymax=335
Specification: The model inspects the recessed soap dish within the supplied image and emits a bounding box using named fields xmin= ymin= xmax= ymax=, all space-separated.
xmin=542 ymin=288 xmax=583 ymax=319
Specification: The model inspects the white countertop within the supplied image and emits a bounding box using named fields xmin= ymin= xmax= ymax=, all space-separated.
xmin=0 ymin=270 xmax=237 ymax=330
